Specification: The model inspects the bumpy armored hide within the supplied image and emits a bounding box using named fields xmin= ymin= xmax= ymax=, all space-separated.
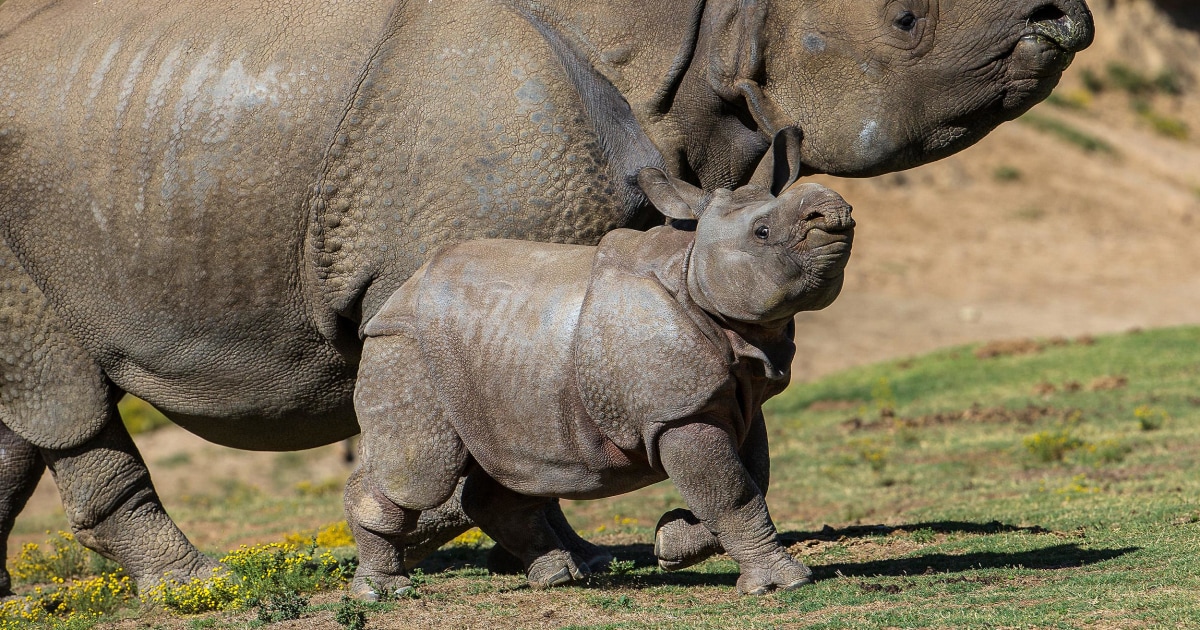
xmin=574 ymin=228 xmax=793 ymax=465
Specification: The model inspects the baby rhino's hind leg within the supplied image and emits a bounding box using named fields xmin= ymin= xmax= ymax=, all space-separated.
xmin=348 ymin=330 xmax=467 ymax=600
xmin=462 ymin=472 xmax=590 ymax=589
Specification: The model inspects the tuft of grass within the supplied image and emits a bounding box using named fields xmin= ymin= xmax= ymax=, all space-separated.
xmin=11 ymin=531 xmax=118 ymax=585
xmin=1140 ymin=109 xmax=1189 ymax=140
xmin=1046 ymin=89 xmax=1093 ymax=111
xmin=1023 ymin=428 xmax=1085 ymax=463
xmin=1134 ymin=405 xmax=1168 ymax=431
xmin=992 ymin=165 xmax=1022 ymax=182
xmin=1018 ymin=113 xmax=1115 ymax=154
xmin=334 ymin=596 xmax=369 ymax=630
xmin=118 ymin=395 xmax=171 ymax=435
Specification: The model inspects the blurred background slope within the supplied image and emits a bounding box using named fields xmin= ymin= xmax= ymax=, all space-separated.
xmin=795 ymin=0 xmax=1200 ymax=380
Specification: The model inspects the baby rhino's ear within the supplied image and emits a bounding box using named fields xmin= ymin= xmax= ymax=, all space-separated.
xmin=637 ymin=167 xmax=704 ymax=221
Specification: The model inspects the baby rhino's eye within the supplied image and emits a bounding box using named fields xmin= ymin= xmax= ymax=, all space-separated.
xmin=754 ymin=225 xmax=770 ymax=240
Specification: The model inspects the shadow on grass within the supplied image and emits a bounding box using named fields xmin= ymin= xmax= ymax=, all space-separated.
xmin=419 ymin=519 xmax=1137 ymax=590
xmin=810 ymin=544 xmax=1137 ymax=581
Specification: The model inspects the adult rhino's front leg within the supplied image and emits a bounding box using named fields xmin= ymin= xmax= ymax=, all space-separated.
xmin=658 ymin=419 xmax=809 ymax=595
xmin=654 ymin=411 xmax=771 ymax=571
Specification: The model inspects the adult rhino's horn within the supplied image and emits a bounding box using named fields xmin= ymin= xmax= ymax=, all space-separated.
xmin=748 ymin=127 xmax=804 ymax=196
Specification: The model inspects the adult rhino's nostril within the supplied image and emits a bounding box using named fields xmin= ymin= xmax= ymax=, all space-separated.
xmin=1028 ymin=5 xmax=1066 ymax=24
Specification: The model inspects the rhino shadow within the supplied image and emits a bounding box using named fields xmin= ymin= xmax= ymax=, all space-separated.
xmin=417 ymin=519 xmax=1135 ymax=590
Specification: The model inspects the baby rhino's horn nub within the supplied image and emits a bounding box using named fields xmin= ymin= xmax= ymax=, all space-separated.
xmin=785 ymin=183 xmax=854 ymax=232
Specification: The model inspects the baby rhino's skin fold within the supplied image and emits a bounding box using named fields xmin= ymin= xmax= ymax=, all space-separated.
xmin=349 ymin=167 xmax=854 ymax=599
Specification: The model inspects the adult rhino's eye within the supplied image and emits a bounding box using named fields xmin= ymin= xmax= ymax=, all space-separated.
xmin=894 ymin=11 xmax=918 ymax=32
xmin=754 ymin=225 xmax=770 ymax=240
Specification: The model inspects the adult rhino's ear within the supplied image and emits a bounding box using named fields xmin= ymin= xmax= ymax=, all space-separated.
xmin=748 ymin=126 xmax=804 ymax=196
xmin=637 ymin=167 xmax=704 ymax=221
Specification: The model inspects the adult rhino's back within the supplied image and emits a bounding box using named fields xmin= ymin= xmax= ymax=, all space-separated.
xmin=0 ymin=0 xmax=398 ymax=446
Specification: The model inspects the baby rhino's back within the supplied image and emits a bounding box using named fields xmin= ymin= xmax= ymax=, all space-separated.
xmin=412 ymin=240 xmax=625 ymax=496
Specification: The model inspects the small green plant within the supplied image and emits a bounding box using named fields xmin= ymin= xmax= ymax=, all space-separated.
xmin=1080 ymin=67 xmax=1104 ymax=93
xmin=910 ymin=528 xmax=936 ymax=544
xmin=119 ymin=395 xmax=171 ymax=435
xmin=1134 ymin=405 xmax=1169 ymax=431
xmin=851 ymin=438 xmax=890 ymax=472
xmin=993 ymin=165 xmax=1022 ymax=182
xmin=1106 ymin=63 xmax=1157 ymax=96
xmin=871 ymin=377 xmax=897 ymax=413
xmin=1083 ymin=439 xmax=1131 ymax=465
xmin=1046 ymin=89 xmax=1092 ymax=110
xmin=334 ymin=596 xmax=369 ymax=630
xmin=1023 ymin=429 xmax=1085 ymax=463
xmin=254 ymin=590 xmax=309 ymax=623
xmin=1140 ymin=109 xmax=1189 ymax=140
xmin=1019 ymin=114 xmax=1115 ymax=154
xmin=11 ymin=531 xmax=118 ymax=585
xmin=1055 ymin=474 xmax=1101 ymax=497
xmin=608 ymin=558 xmax=637 ymax=576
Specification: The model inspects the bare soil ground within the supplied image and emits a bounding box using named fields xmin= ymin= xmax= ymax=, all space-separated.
xmin=11 ymin=0 xmax=1200 ymax=602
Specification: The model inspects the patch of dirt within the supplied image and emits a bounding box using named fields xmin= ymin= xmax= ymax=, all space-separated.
xmin=1089 ymin=375 xmax=1130 ymax=391
xmin=974 ymin=338 xmax=1046 ymax=359
xmin=842 ymin=404 xmax=1078 ymax=432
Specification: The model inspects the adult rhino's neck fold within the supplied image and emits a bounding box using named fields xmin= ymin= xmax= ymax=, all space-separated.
xmin=504 ymin=0 xmax=714 ymax=176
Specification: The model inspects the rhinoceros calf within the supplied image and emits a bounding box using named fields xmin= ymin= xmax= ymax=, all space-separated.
xmin=347 ymin=164 xmax=854 ymax=598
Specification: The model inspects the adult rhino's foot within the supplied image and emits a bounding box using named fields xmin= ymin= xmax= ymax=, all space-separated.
xmin=132 ymin=552 xmax=223 ymax=593
xmin=349 ymin=567 xmax=413 ymax=602
xmin=735 ymin=554 xmax=812 ymax=596
xmin=526 ymin=549 xmax=589 ymax=589
xmin=654 ymin=508 xmax=724 ymax=571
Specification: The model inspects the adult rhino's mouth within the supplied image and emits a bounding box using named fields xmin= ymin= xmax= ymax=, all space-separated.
xmin=1011 ymin=4 xmax=1095 ymax=78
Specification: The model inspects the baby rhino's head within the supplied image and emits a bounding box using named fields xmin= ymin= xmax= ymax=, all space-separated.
xmin=639 ymin=165 xmax=854 ymax=326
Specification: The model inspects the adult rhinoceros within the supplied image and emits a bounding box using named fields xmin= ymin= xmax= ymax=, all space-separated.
xmin=0 ymin=0 xmax=1092 ymax=595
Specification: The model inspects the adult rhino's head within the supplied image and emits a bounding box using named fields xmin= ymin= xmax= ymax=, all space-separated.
xmin=698 ymin=0 xmax=1094 ymax=177
xmin=638 ymin=132 xmax=854 ymax=325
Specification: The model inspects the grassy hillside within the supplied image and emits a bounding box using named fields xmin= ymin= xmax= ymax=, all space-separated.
xmin=6 ymin=326 xmax=1200 ymax=628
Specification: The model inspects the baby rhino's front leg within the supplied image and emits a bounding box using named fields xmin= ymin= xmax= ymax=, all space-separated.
xmin=658 ymin=421 xmax=811 ymax=595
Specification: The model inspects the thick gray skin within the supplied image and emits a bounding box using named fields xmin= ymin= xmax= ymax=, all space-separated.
xmin=349 ymin=172 xmax=854 ymax=597
xmin=0 ymin=0 xmax=1092 ymax=594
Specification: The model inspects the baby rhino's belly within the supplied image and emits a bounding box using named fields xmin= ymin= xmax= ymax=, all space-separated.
xmin=465 ymin=414 xmax=667 ymax=500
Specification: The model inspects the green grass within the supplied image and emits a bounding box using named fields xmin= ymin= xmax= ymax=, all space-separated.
xmin=1018 ymin=113 xmax=1116 ymax=154
xmin=7 ymin=326 xmax=1200 ymax=628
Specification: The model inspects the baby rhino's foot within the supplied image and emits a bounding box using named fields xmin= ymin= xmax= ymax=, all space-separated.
xmin=349 ymin=567 xmax=413 ymax=602
xmin=654 ymin=508 xmax=724 ymax=571
xmin=736 ymin=554 xmax=812 ymax=596
xmin=526 ymin=549 xmax=590 ymax=588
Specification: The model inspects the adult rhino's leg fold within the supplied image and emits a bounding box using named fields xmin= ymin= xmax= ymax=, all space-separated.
xmin=40 ymin=414 xmax=218 ymax=591
xmin=461 ymin=471 xmax=589 ymax=589
xmin=0 ymin=422 xmax=45 ymax=596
